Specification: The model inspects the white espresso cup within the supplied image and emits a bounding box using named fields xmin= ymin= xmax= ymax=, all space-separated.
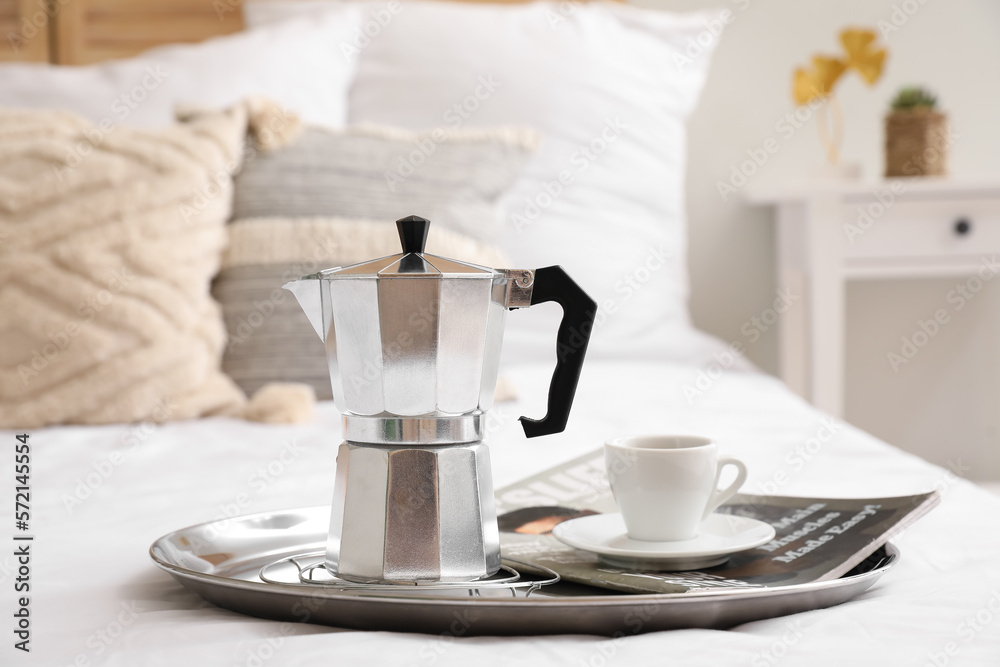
xmin=604 ymin=435 xmax=748 ymax=542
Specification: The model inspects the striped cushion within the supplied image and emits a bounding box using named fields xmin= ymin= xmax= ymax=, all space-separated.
xmin=215 ymin=123 xmax=535 ymax=399
xmin=215 ymin=264 xmax=331 ymax=399
xmin=232 ymin=124 xmax=538 ymax=243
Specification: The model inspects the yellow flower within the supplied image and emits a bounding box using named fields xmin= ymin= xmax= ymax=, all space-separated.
xmin=794 ymin=56 xmax=847 ymax=105
xmin=840 ymin=28 xmax=887 ymax=85
xmin=791 ymin=27 xmax=887 ymax=104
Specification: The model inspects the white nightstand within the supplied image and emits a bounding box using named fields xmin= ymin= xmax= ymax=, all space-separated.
xmin=748 ymin=175 xmax=1000 ymax=417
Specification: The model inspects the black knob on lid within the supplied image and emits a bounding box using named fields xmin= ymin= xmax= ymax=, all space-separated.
xmin=955 ymin=218 xmax=972 ymax=236
xmin=396 ymin=215 xmax=430 ymax=253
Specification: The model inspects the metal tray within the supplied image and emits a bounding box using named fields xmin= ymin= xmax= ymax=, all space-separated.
xmin=150 ymin=506 xmax=898 ymax=636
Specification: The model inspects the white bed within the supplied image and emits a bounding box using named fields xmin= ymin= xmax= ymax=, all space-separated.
xmin=8 ymin=358 xmax=1000 ymax=666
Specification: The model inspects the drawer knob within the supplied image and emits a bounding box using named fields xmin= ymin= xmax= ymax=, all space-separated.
xmin=955 ymin=219 xmax=972 ymax=236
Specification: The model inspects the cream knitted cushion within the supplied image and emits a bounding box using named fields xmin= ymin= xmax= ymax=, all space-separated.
xmin=0 ymin=105 xmax=251 ymax=427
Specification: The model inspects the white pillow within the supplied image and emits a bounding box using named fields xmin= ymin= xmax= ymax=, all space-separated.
xmin=0 ymin=9 xmax=362 ymax=129
xmin=247 ymin=1 xmax=725 ymax=365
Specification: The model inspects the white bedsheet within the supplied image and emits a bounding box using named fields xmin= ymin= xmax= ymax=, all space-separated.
xmin=3 ymin=360 xmax=999 ymax=666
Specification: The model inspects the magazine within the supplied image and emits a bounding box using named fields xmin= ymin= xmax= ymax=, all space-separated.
xmin=495 ymin=449 xmax=940 ymax=594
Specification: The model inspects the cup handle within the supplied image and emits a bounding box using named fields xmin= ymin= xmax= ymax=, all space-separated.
xmin=702 ymin=457 xmax=748 ymax=521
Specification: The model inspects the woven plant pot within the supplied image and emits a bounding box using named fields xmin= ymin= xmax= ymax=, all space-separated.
xmin=884 ymin=109 xmax=949 ymax=177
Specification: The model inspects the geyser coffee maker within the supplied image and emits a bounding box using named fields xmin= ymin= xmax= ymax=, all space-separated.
xmin=286 ymin=215 xmax=595 ymax=583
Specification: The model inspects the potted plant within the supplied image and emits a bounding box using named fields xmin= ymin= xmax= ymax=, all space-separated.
xmin=884 ymin=86 xmax=949 ymax=177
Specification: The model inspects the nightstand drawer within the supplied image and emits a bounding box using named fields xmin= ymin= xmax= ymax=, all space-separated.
xmin=841 ymin=198 xmax=1000 ymax=260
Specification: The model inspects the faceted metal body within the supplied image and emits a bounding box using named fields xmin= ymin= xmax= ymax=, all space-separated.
xmin=285 ymin=246 xmax=534 ymax=583
xmin=329 ymin=273 xmax=506 ymax=429
xmin=288 ymin=259 xmax=531 ymax=442
xmin=328 ymin=442 xmax=501 ymax=583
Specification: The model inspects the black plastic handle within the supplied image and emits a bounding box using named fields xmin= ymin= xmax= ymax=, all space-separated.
xmin=519 ymin=266 xmax=597 ymax=438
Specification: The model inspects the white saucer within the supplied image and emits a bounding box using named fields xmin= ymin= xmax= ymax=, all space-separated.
xmin=552 ymin=513 xmax=777 ymax=571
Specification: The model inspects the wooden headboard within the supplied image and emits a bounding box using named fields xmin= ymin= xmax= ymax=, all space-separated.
xmin=1 ymin=0 xmax=560 ymax=65
xmin=1 ymin=0 xmax=244 ymax=65
xmin=53 ymin=0 xmax=246 ymax=65
xmin=1 ymin=0 xmax=51 ymax=62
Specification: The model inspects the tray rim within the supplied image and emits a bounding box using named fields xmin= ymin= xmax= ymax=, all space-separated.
xmin=150 ymin=504 xmax=899 ymax=608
